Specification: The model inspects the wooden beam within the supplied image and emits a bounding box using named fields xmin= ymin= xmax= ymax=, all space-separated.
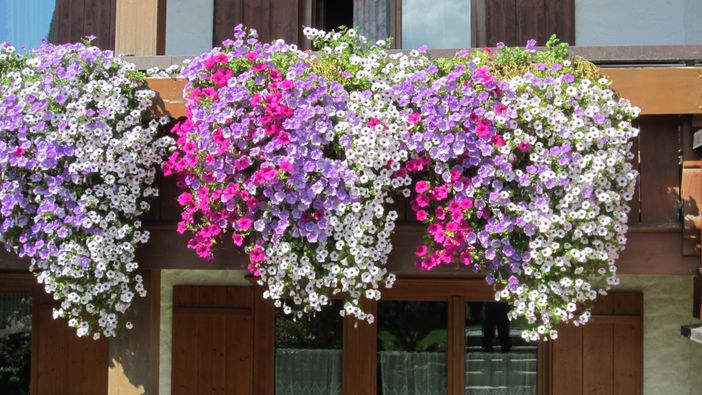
xmin=115 ymin=0 xmax=164 ymax=55
xmin=145 ymin=67 xmax=702 ymax=118
xmin=602 ymin=67 xmax=702 ymax=115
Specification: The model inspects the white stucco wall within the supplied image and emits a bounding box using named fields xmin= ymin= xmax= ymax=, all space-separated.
xmin=165 ymin=0 xmax=214 ymax=55
xmin=157 ymin=272 xmax=702 ymax=394
xmin=617 ymin=275 xmax=702 ymax=395
xmin=158 ymin=269 xmax=250 ymax=395
xmin=575 ymin=0 xmax=702 ymax=45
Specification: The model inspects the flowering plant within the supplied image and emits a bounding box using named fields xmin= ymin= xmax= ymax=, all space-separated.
xmin=165 ymin=25 xmax=429 ymax=322
xmin=168 ymin=26 xmax=638 ymax=339
xmin=0 ymin=40 xmax=172 ymax=338
xmin=399 ymin=38 xmax=638 ymax=339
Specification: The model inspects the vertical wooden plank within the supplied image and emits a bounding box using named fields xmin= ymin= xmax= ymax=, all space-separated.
xmin=515 ymin=0 xmax=545 ymax=45
xmin=543 ymin=0 xmax=575 ymax=45
xmin=612 ymin=322 xmax=643 ymax=395
xmin=270 ymin=0 xmax=299 ymax=44
xmin=68 ymin=0 xmax=86 ymax=43
xmin=171 ymin=310 xmax=198 ymax=395
xmin=35 ymin=304 xmax=68 ymax=395
xmin=115 ymin=0 xmax=159 ymax=55
xmin=550 ymin=325 xmax=582 ymax=395
xmin=244 ymin=0 xmax=272 ymax=43
xmin=253 ymin=286 xmax=275 ymax=395
xmin=66 ymin=333 xmax=109 ymax=395
xmin=537 ymin=340 xmax=551 ymax=395
xmin=485 ymin=0 xmax=517 ymax=46
xmin=36 ymin=303 xmax=108 ymax=395
xmin=612 ymin=291 xmax=643 ymax=394
xmin=50 ymin=0 xmax=71 ymax=44
xmin=298 ymin=0 xmax=314 ymax=49
xmin=213 ymin=0 xmax=244 ymax=46
xmin=197 ymin=313 xmax=227 ymax=393
xmin=583 ymin=324 xmax=614 ymax=395
xmin=638 ymin=116 xmax=681 ymax=225
xmin=343 ymin=299 xmax=377 ymax=395
xmin=83 ymin=0 xmax=116 ymax=49
xmin=448 ymin=296 xmax=465 ymax=395
xmin=226 ymin=314 xmax=254 ymax=394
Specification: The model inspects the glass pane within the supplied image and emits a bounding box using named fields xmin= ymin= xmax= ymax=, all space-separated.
xmin=402 ymin=0 xmax=471 ymax=49
xmin=165 ymin=0 xmax=214 ymax=55
xmin=0 ymin=1 xmax=56 ymax=49
xmin=377 ymin=301 xmax=448 ymax=395
xmin=0 ymin=294 xmax=32 ymax=395
xmin=465 ymin=302 xmax=536 ymax=395
xmin=275 ymin=301 xmax=343 ymax=395
xmin=353 ymin=0 xmax=392 ymax=43
xmin=575 ymin=0 xmax=702 ymax=45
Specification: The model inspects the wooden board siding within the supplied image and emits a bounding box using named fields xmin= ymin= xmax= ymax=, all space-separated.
xmin=171 ymin=285 xmax=256 ymax=395
xmin=35 ymin=303 xmax=109 ymax=395
xmin=50 ymin=0 xmax=116 ymax=50
xmin=549 ymin=292 xmax=643 ymax=395
xmin=472 ymin=0 xmax=575 ymax=47
xmin=212 ymin=0 xmax=300 ymax=47
xmin=115 ymin=0 xmax=162 ymax=55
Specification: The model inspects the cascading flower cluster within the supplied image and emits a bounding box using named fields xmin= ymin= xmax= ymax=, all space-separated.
xmin=169 ymin=27 xmax=638 ymax=339
xmin=395 ymin=39 xmax=638 ymax=339
xmin=165 ymin=25 xmax=427 ymax=322
xmin=0 ymin=40 xmax=172 ymax=338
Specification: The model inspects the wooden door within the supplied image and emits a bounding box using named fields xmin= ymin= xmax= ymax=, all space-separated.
xmin=171 ymin=285 xmax=255 ymax=395
xmin=550 ymin=291 xmax=643 ymax=395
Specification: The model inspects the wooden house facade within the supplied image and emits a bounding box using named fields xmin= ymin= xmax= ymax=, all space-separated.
xmin=0 ymin=0 xmax=701 ymax=394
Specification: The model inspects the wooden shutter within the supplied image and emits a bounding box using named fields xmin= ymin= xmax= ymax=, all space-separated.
xmin=212 ymin=0 xmax=301 ymax=47
xmin=171 ymin=285 xmax=255 ymax=395
xmin=35 ymin=303 xmax=109 ymax=395
xmin=549 ymin=291 xmax=643 ymax=395
xmin=50 ymin=0 xmax=117 ymax=50
xmin=472 ymin=0 xmax=575 ymax=47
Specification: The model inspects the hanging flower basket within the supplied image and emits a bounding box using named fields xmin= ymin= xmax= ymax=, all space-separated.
xmin=167 ymin=26 xmax=638 ymax=340
xmin=0 ymin=40 xmax=172 ymax=338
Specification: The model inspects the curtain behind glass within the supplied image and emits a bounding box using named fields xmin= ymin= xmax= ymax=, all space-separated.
xmin=0 ymin=0 xmax=56 ymax=49
xmin=275 ymin=349 xmax=342 ymax=395
xmin=353 ymin=0 xmax=391 ymax=43
xmin=465 ymin=352 xmax=536 ymax=395
xmin=379 ymin=351 xmax=447 ymax=395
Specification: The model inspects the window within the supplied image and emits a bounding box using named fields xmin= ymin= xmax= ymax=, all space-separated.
xmin=0 ymin=294 xmax=32 ymax=395
xmin=401 ymin=0 xmax=471 ymax=49
xmin=465 ymin=302 xmax=536 ymax=395
xmin=275 ymin=300 xmax=344 ymax=395
xmin=165 ymin=0 xmax=214 ymax=55
xmin=377 ymin=301 xmax=449 ymax=394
